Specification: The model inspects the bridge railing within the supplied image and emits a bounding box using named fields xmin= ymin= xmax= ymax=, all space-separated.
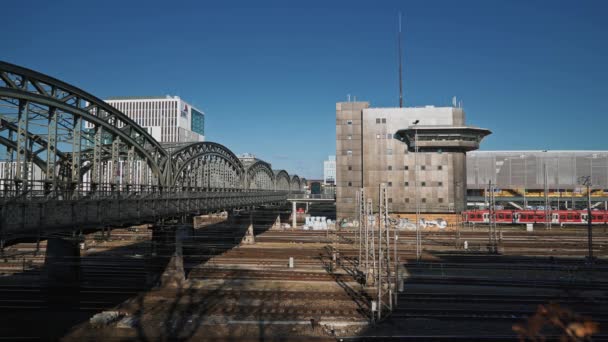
xmin=287 ymin=193 xmax=335 ymax=200
xmin=0 ymin=188 xmax=290 ymax=237
xmin=0 ymin=179 xmax=291 ymax=201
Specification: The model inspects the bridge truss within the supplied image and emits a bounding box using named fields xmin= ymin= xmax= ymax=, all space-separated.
xmin=0 ymin=61 xmax=305 ymax=238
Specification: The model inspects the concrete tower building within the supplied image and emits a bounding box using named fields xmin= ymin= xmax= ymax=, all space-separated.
xmin=335 ymin=101 xmax=490 ymax=220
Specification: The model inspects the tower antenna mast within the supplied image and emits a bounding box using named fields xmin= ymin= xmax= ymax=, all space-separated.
xmin=398 ymin=11 xmax=404 ymax=108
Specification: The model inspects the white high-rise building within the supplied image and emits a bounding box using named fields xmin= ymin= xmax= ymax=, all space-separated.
xmin=324 ymin=155 xmax=336 ymax=184
xmin=104 ymin=96 xmax=205 ymax=143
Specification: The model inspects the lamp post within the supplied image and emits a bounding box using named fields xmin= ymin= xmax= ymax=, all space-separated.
xmin=520 ymin=154 xmax=528 ymax=209
xmin=579 ymin=176 xmax=593 ymax=264
xmin=412 ymin=120 xmax=421 ymax=261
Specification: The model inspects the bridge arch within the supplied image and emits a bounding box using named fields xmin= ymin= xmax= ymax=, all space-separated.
xmin=0 ymin=61 xmax=168 ymax=194
xmin=246 ymin=160 xmax=275 ymax=190
xmin=274 ymin=170 xmax=290 ymax=191
xmin=290 ymin=175 xmax=301 ymax=192
xmin=169 ymin=142 xmax=245 ymax=190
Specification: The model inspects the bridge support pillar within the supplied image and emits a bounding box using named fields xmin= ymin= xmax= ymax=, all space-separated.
xmin=241 ymin=223 xmax=256 ymax=245
xmin=272 ymin=215 xmax=281 ymax=230
xmin=44 ymin=237 xmax=81 ymax=288
xmin=160 ymin=226 xmax=188 ymax=288
xmin=292 ymin=201 xmax=297 ymax=229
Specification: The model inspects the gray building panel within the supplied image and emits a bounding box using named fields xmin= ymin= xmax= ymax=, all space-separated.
xmin=467 ymin=151 xmax=608 ymax=190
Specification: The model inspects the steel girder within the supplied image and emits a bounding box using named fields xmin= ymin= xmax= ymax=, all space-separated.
xmin=246 ymin=160 xmax=275 ymax=190
xmin=167 ymin=142 xmax=246 ymax=189
xmin=274 ymin=169 xmax=291 ymax=192
xmin=0 ymin=61 xmax=307 ymax=237
xmin=0 ymin=61 xmax=167 ymax=185
xmin=290 ymin=175 xmax=301 ymax=192
xmin=1 ymin=190 xmax=289 ymax=236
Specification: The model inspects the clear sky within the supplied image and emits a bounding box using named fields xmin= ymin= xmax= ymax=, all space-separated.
xmin=3 ymin=0 xmax=607 ymax=178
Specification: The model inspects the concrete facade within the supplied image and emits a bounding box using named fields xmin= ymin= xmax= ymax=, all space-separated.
xmin=336 ymin=102 xmax=488 ymax=220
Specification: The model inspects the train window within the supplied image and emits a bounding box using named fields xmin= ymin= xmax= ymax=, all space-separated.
xmin=537 ymin=214 xmax=543 ymax=219
xmin=527 ymin=215 xmax=533 ymax=219
xmin=506 ymin=214 xmax=511 ymax=219
xmin=498 ymin=214 xmax=504 ymax=219
xmin=560 ymin=215 xmax=565 ymax=219
xmin=567 ymin=214 xmax=572 ymax=220
xmin=575 ymin=215 xmax=580 ymax=220
xmin=477 ymin=214 xmax=482 ymax=219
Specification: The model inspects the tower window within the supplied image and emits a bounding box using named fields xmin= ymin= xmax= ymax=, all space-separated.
xmin=404 ymin=165 xmax=409 ymax=170
xmin=421 ymin=165 xmax=426 ymax=171
xmin=388 ymin=166 xmax=392 ymax=170
xmin=421 ymin=182 xmax=426 ymax=186
xmin=388 ymin=198 xmax=393 ymax=203
xmin=422 ymin=198 xmax=427 ymax=203
xmin=348 ymin=182 xmax=352 ymax=186
xmin=346 ymin=120 xmax=352 ymax=125
xmin=404 ymin=181 xmax=409 ymax=186
xmin=438 ymin=165 xmax=443 ymax=170
xmin=382 ymin=118 xmax=386 ymax=123
xmin=348 ymin=166 xmax=352 ymax=170
xmin=388 ymin=182 xmax=392 ymax=187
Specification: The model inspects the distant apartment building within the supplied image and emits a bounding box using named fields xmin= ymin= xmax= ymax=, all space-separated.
xmin=323 ymin=156 xmax=336 ymax=184
xmin=104 ymin=96 xmax=205 ymax=143
xmin=336 ymin=101 xmax=490 ymax=220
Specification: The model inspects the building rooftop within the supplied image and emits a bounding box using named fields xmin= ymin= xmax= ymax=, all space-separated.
xmin=106 ymin=95 xmax=180 ymax=101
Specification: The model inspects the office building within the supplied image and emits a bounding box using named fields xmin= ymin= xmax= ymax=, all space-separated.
xmin=104 ymin=96 xmax=205 ymax=143
xmin=323 ymin=156 xmax=336 ymax=184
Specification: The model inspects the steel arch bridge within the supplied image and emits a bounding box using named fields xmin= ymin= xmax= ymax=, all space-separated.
xmin=0 ymin=61 xmax=304 ymax=238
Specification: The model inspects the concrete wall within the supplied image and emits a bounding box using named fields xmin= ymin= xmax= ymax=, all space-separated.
xmin=336 ymin=102 xmax=368 ymax=219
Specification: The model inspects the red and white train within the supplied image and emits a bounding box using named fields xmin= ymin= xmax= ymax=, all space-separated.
xmin=462 ymin=209 xmax=608 ymax=225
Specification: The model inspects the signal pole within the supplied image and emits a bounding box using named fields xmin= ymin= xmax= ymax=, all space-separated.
xmin=580 ymin=176 xmax=593 ymax=264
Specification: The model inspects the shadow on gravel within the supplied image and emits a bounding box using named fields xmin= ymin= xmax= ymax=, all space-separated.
xmin=335 ymin=231 xmax=608 ymax=341
xmin=0 ymin=205 xmax=293 ymax=340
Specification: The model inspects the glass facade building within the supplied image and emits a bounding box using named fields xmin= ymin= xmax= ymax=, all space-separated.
xmin=191 ymin=108 xmax=205 ymax=136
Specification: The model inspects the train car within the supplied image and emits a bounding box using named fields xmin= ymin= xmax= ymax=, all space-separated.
xmin=463 ymin=209 xmax=608 ymax=225
xmin=514 ymin=210 xmax=547 ymax=224
xmin=495 ymin=210 xmax=515 ymax=224
xmin=463 ymin=210 xmax=488 ymax=224
xmin=553 ymin=210 xmax=583 ymax=225
xmin=463 ymin=210 xmax=515 ymax=224
xmin=581 ymin=210 xmax=608 ymax=225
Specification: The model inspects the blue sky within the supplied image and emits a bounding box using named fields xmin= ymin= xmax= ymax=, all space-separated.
xmin=3 ymin=0 xmax=607 ymax=178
